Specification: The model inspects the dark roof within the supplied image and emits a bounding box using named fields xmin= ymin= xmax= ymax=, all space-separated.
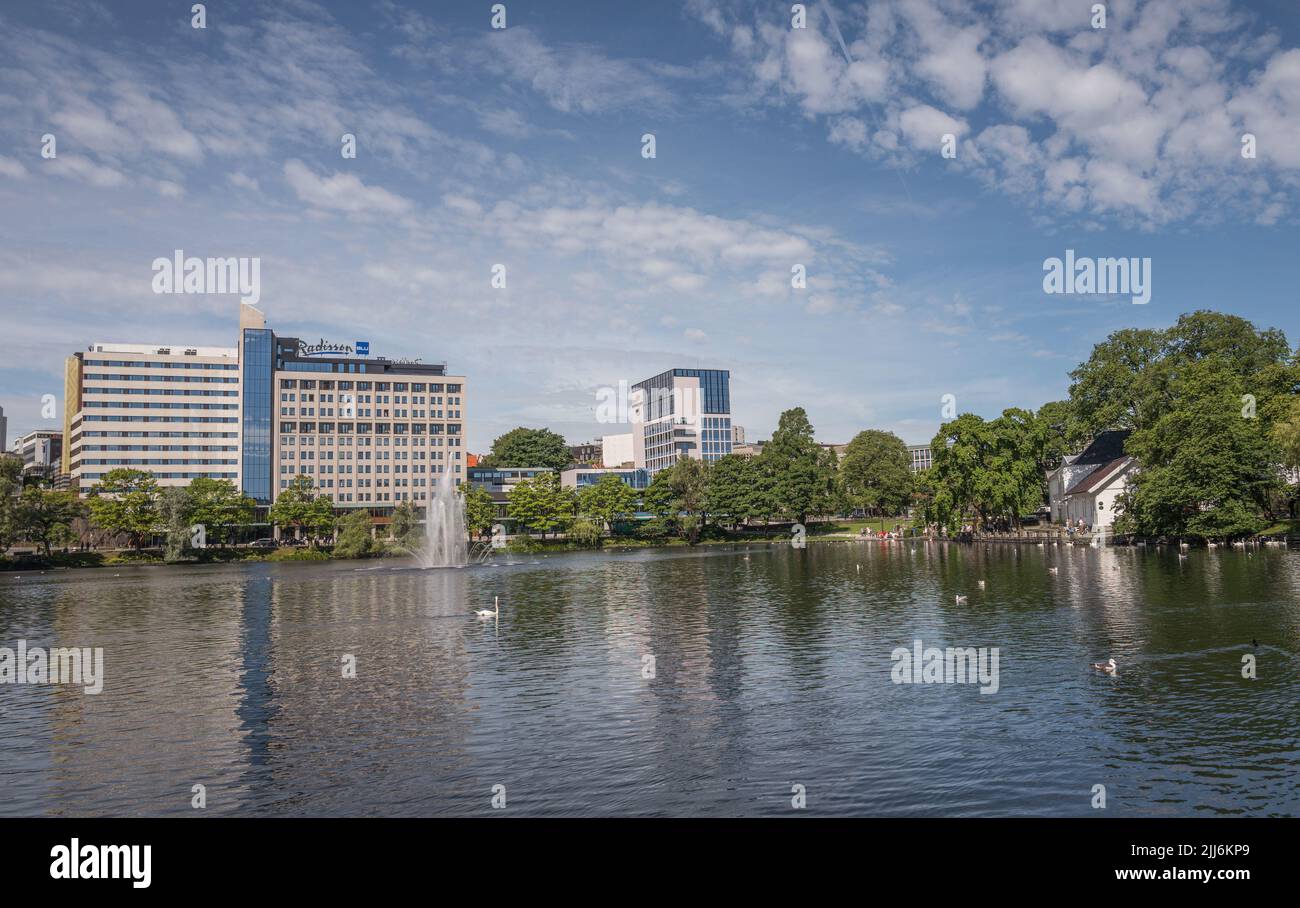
xmin=1068 ymin=456 xmax=1132 ymax=495
xmin=1072 ymin=430 xmax=1130 ymax=468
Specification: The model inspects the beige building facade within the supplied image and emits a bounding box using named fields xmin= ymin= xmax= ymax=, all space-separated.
xmin=66 ymin=342 xmax=241 ymax=492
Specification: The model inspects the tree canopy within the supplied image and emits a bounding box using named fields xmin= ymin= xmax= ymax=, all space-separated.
xmin=481 ymin=427 xmax=572 ymax=471
xmin=839 ymin=429 xmax=912 ymax=516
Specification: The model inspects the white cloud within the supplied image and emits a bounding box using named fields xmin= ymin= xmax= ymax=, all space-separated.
xmin=0 ymin=156 xmax=29 ymax=179
xmin=283 ymin=159 xmax=412 ymax=216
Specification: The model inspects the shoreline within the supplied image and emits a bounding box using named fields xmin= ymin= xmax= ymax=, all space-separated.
xmin=6 ymin=530 xmax=1298 ymax=574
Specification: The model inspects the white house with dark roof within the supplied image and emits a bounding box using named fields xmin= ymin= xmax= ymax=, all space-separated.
xmin=1046 ymin=430 xmax=1135 ymax=530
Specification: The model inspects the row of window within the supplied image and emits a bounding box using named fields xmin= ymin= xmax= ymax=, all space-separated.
xmin=79 ymin=458 xmax=238 ymax=465
xmin=84 ymin=360 xmax=238 ymax=370
xmin=85 ymin=374 xmax=239 ymax=384
xmin=82 ymin=472 xmax=238 ymax=481
xmin=83 ymin=416 xmax=239 ymax=424
xmin=281 ymin=436 xmax=461 ymax=447
xmin=81 ymin=445 xmax=238 ymax=452
xmin=81 ymin=431 xmax=238 ymax=438
xmin=276 ymin=422 xmax=462 ymax=435
xmin=278 ymin=408 xmax=461 ymax=419
xmin=84 ymin=402 xmax=238 ymax=410
xmin=280 ymin=379 xmax=462 ymax=393
xmin=85 ymin=388 xmax=239 ymax=397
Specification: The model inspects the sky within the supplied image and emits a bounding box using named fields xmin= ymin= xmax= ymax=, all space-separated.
xmin=2 ymin=0 xmax=1300 ymax=453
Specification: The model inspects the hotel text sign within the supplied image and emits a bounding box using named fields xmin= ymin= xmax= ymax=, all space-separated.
xmin=298 ymin=339 xmax=370 ymax=358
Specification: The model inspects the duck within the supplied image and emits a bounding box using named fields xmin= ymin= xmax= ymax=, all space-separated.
xmin=475 ymin=596 xmax=500 ymax=619
xmin=1091 ymin=658 xmax=1118 ymax=674
xmin=955 ymin=594 xmax=968 ymax=604
xmin=1048 ymin=567 xmax=1059 ymax=575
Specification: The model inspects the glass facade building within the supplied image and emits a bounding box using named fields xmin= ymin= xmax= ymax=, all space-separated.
xmin=630 ymin=367 xmax=733 ymax=474
xmin=240 ymin=327 xmax=274 ymax=504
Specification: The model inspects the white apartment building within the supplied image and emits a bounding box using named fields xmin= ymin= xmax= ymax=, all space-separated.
xmin=628 ymin=368 xmax=733 ymax=475
xmin=66 ymin=342 xmax=241 ymax=492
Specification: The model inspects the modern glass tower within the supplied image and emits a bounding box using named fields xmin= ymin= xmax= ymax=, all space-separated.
xmin=629 ymin=368 xmax=732 ymax=474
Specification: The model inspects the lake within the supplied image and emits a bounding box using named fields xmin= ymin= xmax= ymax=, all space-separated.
xmin=1 ymin=540 xmax=1296 ymax=817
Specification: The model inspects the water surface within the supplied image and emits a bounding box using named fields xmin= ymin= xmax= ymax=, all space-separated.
xmin=1 ymin=541 xmax=1296 ymax=816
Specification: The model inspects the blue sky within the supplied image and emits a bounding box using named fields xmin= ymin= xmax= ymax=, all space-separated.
xmin=2 ymin=0 xmax=1300 ymax=452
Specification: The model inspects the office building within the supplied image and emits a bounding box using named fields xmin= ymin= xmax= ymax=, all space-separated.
xmin=560 ymin=466 xmax=649 ymax=490
xmin=569 ymin=440 xmax=602 ymax=467
xmin=238 ymin=305 xmax=466 ymax=511
xmin=0 ymin=405 xmax=6 ymax=453
xmin=601 ymin=432 xmax=634 ymax=468
xmin=65 ymin=342 xmax=241 ymax=491
xmin=907 ymin=444 xmax=932 ymax=473
xmin=629 ymin=368 xmax=732 ymax=474
xmin=12 ymin=428 xmax=63 ymax=481
xmin=467 ymin=466 xmax=552 ymax=523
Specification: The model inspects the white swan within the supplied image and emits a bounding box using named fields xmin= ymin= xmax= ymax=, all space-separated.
xmin=955 ymin=594 xmax=968 ymax=604
xmin=1091 ymin=658 xmax=1117 ymax=674
xmin=475 ymin=596 xmax=500 ymax=619
xmin=1048 ymin=567 xmax=1059 ymax=575
xmin=977 ymin=580 xmax=986 ymax=589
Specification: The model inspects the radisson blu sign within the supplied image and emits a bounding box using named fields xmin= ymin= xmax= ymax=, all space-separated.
xmin=298 ymin=339 xmax=370 ymax=358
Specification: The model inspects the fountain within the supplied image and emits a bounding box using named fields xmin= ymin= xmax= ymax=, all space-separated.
xmin=411 ymin=469 xmax=469 ymax=568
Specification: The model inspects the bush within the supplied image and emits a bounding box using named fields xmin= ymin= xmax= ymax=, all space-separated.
xmin=635 ymin=518 xmax=673 ymax=540
xmin=568 ymin=519 xmax=604 ymax=548
xmin=266 ymin=547 xmax=330 ymax=562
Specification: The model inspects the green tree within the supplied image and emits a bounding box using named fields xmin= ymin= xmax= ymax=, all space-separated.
xmin=0 ymin=455 xmax=23 ymax=554
xmin=158 ymin=486 xmax=196 ymax=562
xmin=759 ymin=408 xmax=824 ymax=524
xmin=1072 ymin=311 xmax=1299 ymax=538
xmin=1272 ymin=397 xmax=1300 ymax=470
xmin=461 ymin=485 xmax=496 ymax=539
xmin=927 ymin=413 xmax=992 ymax=533
xmin=333 ymin=509 xmax=375 ymax=559
xmin=15 ymin=488 xmax=87 ymax=557
xmin=1119 ymin=357 xmax=1277 ymax=539
xmin=643 ymin=457 xmax=710 ymax=543
xmin=1070 ymin=311 xmax=1296 ymax=437
xmin=568 ymin=518 xmax=604 ymax=548
xmin=576 ymin=473 xmax=638 ymax=532
xmin=481 ymin=427 xmax=572 ymax=471
xmin=389 ymin=500 xmax=422 ymax=551
xmin=507 ymin=471 xmax=575 ymax=537
xmin=270 ymin=475 xmax=336 ymax=544
xmin=986 ymin=407 xmax=1048 ymax=525
xmin=187 ymin=477 xmax=255 ymax=546
xmin=87 ymin=468 xmax=160 ymax=549
xmin=704 ymin=454 xmax=761 ymax=528
xmin=839 ymin=430 xmax=912 ymax=516
xmin=925 ymin=409 xmax=1048 ymax=532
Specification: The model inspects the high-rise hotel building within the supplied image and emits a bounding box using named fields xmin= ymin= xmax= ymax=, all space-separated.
xmin=63 ymin=304 xmax=466 ymax=519
xmin=238 ymin=305 xmax=466 ymax=510
xmin=65 ymin=342 xmax=241 ymax=490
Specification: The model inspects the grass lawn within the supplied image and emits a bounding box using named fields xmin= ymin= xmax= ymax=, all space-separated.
xmin=814 ymin=518 xmax=910 ymax=536
xmin=1255 ymin=518 xmax=1300 ymax=537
